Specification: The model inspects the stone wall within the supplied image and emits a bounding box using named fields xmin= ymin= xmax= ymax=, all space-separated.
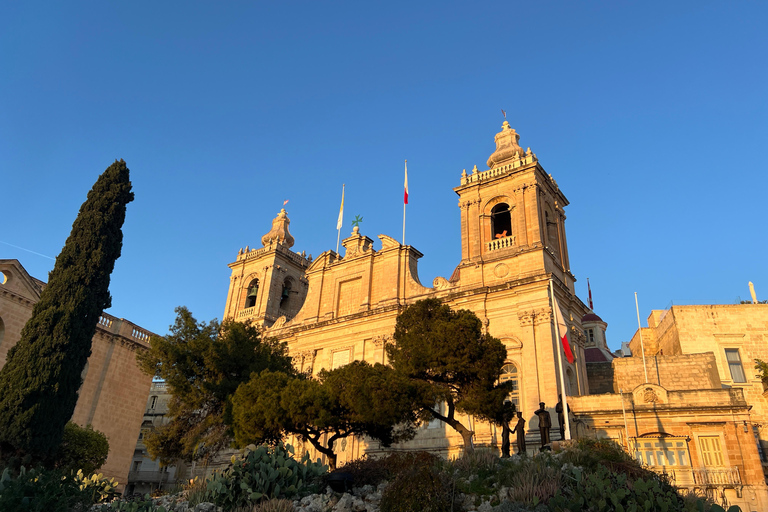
xmin=585 ymin=361 xmax=614 ymax=394
xmin=610 ymin=353 xmax=721 ymax=392
xmin=0 ymin=260 xmax=152 ymax=490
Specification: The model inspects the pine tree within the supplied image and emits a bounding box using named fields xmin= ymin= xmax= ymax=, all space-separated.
xmin=0 ymin=160 xmax=134 ymax=460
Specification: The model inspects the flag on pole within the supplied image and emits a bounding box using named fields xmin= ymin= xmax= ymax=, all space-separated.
xmin=587 ymin=278 xmax=594 ymax=310
xmin=403 ymin=161 xmax=409 ymax=205
xmin=336 ymin=185 xmax=345 ymax=230
xmin=283 ymin=199 xmax=289 ymax=206
xmin=552 ymin=294 xmax=575 ymax=364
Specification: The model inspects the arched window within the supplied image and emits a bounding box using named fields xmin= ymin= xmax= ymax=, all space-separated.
xmin=280 ymin=278 xmax=293 ymax=309
xmin=245 ymin=279 xmax=259 ymax=308
xmin=499 ymin=363 xmax=520 ymax=407
xmin=566 ymin=368 xmax=576 ymax=395
xmin=491 ymin=203 xmax=512 ymax=239
xmin=545 ymin=211 xmax=558 ymax=247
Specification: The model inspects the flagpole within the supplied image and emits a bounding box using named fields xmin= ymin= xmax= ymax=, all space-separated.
xmin=550 ymin=278 xmax=571 ymax=441
xmin=403 ymin=160 xmax=408 ymax=246
xmin=336 ymin=184 xmax=345 ymax=254
xmin=635 ymin=292 xmax=649 ymax=383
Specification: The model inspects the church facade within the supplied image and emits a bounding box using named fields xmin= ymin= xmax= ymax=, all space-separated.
xmin=222 ymin=122 xmax=590 ymax=464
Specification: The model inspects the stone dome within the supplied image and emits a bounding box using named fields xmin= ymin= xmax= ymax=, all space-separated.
xmin=261 ymin=208 xmax=295 ymax=248
xmin=581 ymin=312 xmax=604 ymax=324
xmin=487 ymin=121 xmax=525 ymax=168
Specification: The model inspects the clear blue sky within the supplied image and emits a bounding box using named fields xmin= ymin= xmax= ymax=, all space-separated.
xmin=2 ymin=2 xmax=766 ymax=350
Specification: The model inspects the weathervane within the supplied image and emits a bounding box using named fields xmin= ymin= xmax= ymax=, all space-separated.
xmin=501 ymin=109 xmax=507 ymax=121
xmin=351 ymin=215 xmax=363 ymax=228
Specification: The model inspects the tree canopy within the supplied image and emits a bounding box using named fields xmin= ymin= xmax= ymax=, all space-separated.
xmin=136 ymin=307 xmax=294 ymax=464
xmin=231 ymin=361 xmax=426 ymax=469
xmin=385 ymin=298 xmax=513 ymax=450
xmin=0 ymin=160 xmax=133 ymax=460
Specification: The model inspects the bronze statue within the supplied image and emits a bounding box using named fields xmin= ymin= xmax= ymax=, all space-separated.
xmin=512 ymin=411 xmax=526 ymax=455
xmin=555 ymin=394 xmax=572 ymax=440
xmin=534 ymin=402 xmax=551 ymax=446
xmin=500 ymin=400 xmax=515 ymax=458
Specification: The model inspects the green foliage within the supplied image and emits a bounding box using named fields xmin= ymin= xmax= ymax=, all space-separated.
xmin=136 ymin=307 xmax=294 ymax=464
xmin=54 ymin=422 xmax=109 ymax=474
xmin=557 ymin=438 xmax=670 ymax=488
xmin=386 ymin=299 xmax=513 ymax=448
xmin=96 ymin=494 xmax=168 ymax=512
xmin=232 ymin=361 xmax=424 ymax=469
xmin=0 ymin=160 xmax=133 ymax=459
xmin=333 ymin=451 xmax=443 ymax=488
xmin=206 ymin=443 xmax=327 ymax=510
xmin=0 ymin=465 xmax=109 ymax=511
xmin=754 ymin=359 xmax=768 ymax=388
xmin=379 ymin=461 xmax=458 ymax=512
xmin=548 ymin=464 xmax=685 ymax=512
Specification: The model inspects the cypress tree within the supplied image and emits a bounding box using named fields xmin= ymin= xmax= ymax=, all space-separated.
xmin=0 ymin=160 xmax=134 ymax=460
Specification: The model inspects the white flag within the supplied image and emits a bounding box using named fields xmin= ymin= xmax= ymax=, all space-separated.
xmin=336 ymin=184 xmax=345 ymax=230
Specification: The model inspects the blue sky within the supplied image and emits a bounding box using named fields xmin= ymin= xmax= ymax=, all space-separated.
xmin=1 ymin=2 xmax=766 ymax=350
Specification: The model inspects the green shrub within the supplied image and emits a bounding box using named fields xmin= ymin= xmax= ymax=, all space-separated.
xmin=206 ymin=443 xmax=326 ymax=510
xmin=333 ymin=451 xmax=442 ymax=488
xmin=0 ymin=465 xmax=97 ymax=512
xmin=96 ymin=494 xmax=169 ymax=512
xmin=54 ymin=422 xmax=110 ymax=474
xmin=504 ymin=458 xmax=561 ymax=508
xmin=548 ymin=464 xmax=686 ymax=512
xmin=380 ymin=463 xmax=457 ymax=512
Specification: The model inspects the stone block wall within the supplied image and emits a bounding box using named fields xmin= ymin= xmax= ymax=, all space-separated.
xmin=611 ymin=353 xmax=721 ymax=392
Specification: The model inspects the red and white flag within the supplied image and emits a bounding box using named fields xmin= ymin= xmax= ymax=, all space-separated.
xmin=403 ymin=161 xmax=409 ymax=205
xmin=552 ymin=295 xmax=575 ymax=364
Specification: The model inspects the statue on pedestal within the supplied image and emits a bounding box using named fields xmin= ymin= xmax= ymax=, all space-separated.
xmin=534 ymin=402 xmax=551 ymax=446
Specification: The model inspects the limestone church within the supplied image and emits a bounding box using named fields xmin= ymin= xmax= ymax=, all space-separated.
xmin=221 ymin=121 xmax=591 ymax=464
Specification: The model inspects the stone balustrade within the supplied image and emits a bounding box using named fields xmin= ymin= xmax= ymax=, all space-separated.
xmin=237 ymin=306 xmax=256 ymax=319
xmin=487 ymin=235 xmax=516 ymax=252
xmin=97 ymin=312 xmax=154 ymax=345
xmin=461 ymin=153 xmax=537 ymax=185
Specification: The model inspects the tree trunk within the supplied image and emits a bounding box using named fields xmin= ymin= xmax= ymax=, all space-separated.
xmin=307 ymin=434 xmax=338 ymax=470
xmin=428 ymin=401 xmax=475 ymax=453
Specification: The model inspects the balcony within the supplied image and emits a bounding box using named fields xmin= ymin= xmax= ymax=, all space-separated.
xmin=693 ymin=467 xmax=741 ymax=487
xmin=646 ymin=466 xmax=741 ymax=488
xmin=487 ymin=235 xmax=515 ymax=252
xmin=237 ymin=307 xmax=257 ymax=319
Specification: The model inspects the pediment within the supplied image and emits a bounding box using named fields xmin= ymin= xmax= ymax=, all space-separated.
xmin=0 ymin=259 xmax=44 ymax=302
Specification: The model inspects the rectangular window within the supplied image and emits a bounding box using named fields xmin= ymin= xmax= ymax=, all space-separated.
xmin=149 ymin=396 xmax=158 ymax=409
xmin=634 ymin=439 xmax=690 ymax=467
xmin=698 ymin=436 xmax=725 ymax=467
xmin=725 ymin=349 xmax=747 ymax=383
xmin=587 ymin=329 xmax=594 ymax=344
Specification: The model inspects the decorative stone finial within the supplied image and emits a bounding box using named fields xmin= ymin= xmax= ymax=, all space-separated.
xmin=261 ymin=208 xmax=295 ymax=248
xmin=487 ymin=121 xmax=525 ymax=168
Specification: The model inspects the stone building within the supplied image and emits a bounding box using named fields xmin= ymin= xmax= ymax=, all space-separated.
xmin=0 ymin=259 xmax=154 ymax=489
xmin=222 ymin=122 xmax=590 ymax=464
xmin=575 ymin=352 xmax=768 ymax=512
xmin=125 ymin=381 xmax=178 ymax=496
xmin=627 ymin=305 xmax=768 ymax=475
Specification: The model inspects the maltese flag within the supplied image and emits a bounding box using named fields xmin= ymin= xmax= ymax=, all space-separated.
xmin=552 ymin=295 xmax=575 ymax=364
xmin=404 ymin=161 xmax=409 ymax=205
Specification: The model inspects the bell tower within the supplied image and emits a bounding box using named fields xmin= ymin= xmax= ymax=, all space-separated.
xmin=223 ymin=208 xmax=311 ymax=327
xmin=453 ymin=121 xmax=574 ymax=294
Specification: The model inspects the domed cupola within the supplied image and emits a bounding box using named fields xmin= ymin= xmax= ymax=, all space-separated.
xmin=487 ymin=121 xmax=525 ymax=168
xmin=261 ymin=208 xmax=295 ymax=248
